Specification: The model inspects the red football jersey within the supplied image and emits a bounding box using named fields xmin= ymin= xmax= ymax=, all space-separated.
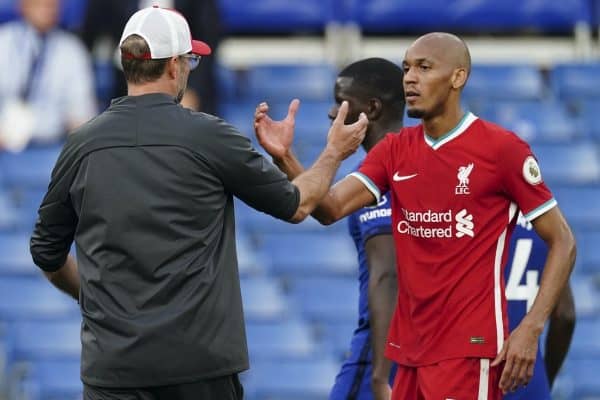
xmin=351 ymin=113 xmax=556 ymax=366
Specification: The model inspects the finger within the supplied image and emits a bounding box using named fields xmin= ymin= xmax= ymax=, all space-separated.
xmin=514 ymin=358 xmax=530 ymax=389
xmin=499 ymin=354 xmax=515 ymax=393
xmin=508 ymin=358 xmax=523 ymax=392
xmin=285 ymin=98 xmax=300 ymax=121
xmin=491 ymin=343 xmax=507 ymax=367
xmin=333 ymin=101 xmax=349 ymax=126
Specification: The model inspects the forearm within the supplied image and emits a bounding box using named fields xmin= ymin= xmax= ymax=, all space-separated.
xmin=368 ymin=269 xmax=397 ymax=385
xmin=289 ymin=146 xmax=343 ymax=222
xmin=544 ymin=286 xmax=576 ymax=387
xmin=522 ymin=239 xmax=576 ymax=334
xmin=277 ymin=151 xmax=347 ymax=225
xmin=43 ymin=254 xmax=80 ymax=301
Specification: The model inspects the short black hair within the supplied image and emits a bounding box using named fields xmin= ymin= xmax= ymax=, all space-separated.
xmin=338 ymin=58 xmax=405 ymax=113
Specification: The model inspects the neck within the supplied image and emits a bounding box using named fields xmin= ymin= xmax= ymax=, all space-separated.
xmin=127 ymin=80 xmax=176 ymax=98
xmin=363 ymin=119 xmax=403 ymax=152
xmin=422 ymin=103 xmax=465 ymax=139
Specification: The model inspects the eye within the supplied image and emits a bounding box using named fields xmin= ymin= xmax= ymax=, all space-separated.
xmin=419 ymin=65 xmax=431 ymax=71
xmin=402 ymin=65 xmax=410 ymax=73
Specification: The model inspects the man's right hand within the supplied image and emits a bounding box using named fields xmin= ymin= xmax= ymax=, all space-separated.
xmin=254 ymin=99 xmax=299 ymax=160
xmin=327 ymin=101 xmax=368 ymax=160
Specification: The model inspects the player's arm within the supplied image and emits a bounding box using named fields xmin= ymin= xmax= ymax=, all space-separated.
xmin=544 ymin=282 xmax=575 ymax=388
xmin=494 ymin=207 xmax=576 ymax=393
xmin=42 ymin=255 xmax=80 ymax=300
xmin=366 ymin=234 xmax=397 ymax=400
xmin=255 ymin=100 xmax=376 ymax=224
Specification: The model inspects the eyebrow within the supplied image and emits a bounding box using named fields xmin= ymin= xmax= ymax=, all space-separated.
xmin=403 ymin=58 xmax=432 ymax=65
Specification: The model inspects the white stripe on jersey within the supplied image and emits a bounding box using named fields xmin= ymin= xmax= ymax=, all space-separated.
xmin=478 ymin=359 xmax=490 ymax=400
xmin=349 ymin=172 xmax=381 ymax=203
xmin=494 ymin=202 xmax=518 ymax=352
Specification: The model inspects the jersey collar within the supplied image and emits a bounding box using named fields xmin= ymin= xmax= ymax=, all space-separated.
xmin=424 ymin=112 xmax=478 ymax=150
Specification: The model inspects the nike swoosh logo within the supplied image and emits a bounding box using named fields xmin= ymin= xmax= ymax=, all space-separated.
xmin=393 ymin=172 xmax=418 ymax=182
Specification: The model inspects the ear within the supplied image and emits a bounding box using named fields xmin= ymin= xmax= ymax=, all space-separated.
xmin=367 ymin=98 xmax=383 ymax=121
xmin=452 ymin=68 xmax=468 ymax=90
xmin=166 ymin=57 xmax=179 ymax=79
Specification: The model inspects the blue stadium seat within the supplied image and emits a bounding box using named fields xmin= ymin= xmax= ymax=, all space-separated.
xmin=245 ymin=64 xmax=337 ymax=103
xmin=0 ymin=233 xmax=37 ymax=275
xmin=291 ymin=101 xmax=332 ymax=146
xmin=348 ymin=0 xmax=591 ymax=33
xmin=217 ymin=64 xmax=238 ymax=102
xmin=479 ymin=101 xmax=580 ymax=143
xmin=577 ymin=99 xmax=600 ymax=141
xmin=531 ymin=142 xmax=600 ymax=184
xmin=575 ymin=230 xmax=600 ymax=275
xmin=316 ymin=320 xmax=356 ymax=360
xmin=569 ymin=319 xmax=600 ymax=358
xmin=0 ymin=276 xmax=78 ymax=321
xmin=243 ymin=357 xmax=339 ymax=400
xmin=7 ymin=319 xmax=81 ymax=364
xmin=240 ymin=277 xmax=288 ymax=321
xmin=288 ymin=277 xmax=358 ymax=322
xmin=569 ymin=276 xmax=600 ymax=317
xmin=0 ymin=146 xmax=61 ymax=189
xmin=552 ymin=186 xmax=600 ymax=228
xmin=256 ymin=232 xmax=356 ymax=275
xmin=246 ymin=319 xmax=316 ymax=360
xmin=237 ymin=235 xmax=268 ymax=276
xmin=464 ymin=65 xmax=545 ymax=101
xmin=18 ymin=359 xmax=81 ymax=400
xmin=219 ymin=0 xmax=333 ymax=33
xmin=0 ymin=192 xmax=19 ymax=232
xmin=568 ymin=358 xmax=600 ymax=398
xmin=551 ymin=63 xmax=600 ymax=101
xmin=220 ymin=101 xmax=261 ymax=139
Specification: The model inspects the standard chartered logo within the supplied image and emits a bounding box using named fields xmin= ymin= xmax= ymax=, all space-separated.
xmin=397 ymin=208 xmax=475 ymax=238
xmin=455 ymin=209 xmax=474 ymax=238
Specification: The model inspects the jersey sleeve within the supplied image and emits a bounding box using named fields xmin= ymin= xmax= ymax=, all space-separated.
xmin=499 ymin=136 xmax=557 ymax=222
xmin=200 ymin=119 xmax=300 ymax=221
xmin=357 ymin=192 xmax=393 ymax=241
xmin=350 ymin=134 xmax=392 ymax=203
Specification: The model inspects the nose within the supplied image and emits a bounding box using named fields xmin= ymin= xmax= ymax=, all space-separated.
xmin=403 ymin=66 xmax=417 ymax=85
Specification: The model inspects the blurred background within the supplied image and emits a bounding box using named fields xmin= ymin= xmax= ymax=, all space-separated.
xmin=0 ymin=0 xmax=600 ymax=399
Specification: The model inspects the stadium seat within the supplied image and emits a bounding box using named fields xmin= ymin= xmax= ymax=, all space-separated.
xmin=552 ymin=186 xmax=600 ymax=228
xmin=290 ymin=100 xmax=332 ymax=146
xmin=316 ymin=319 xmax=356 ymax=360
xmin=217 ymin=64 xmax=238 ymax=102
xmin=240 ymin=277 xmax=288 ymax=321
xmin=219 ymin=0 xmax=333 ymax=33
xmin=245 ymin=64 xmax=337 ymax=103
xmin=0 ymin=146 xmax=61 ymax=189
xmin=347 ymin=0 xmax=591 ymax=33
xmin=0 ymin=0 xmax=87 ymax=30
xmin=575 ymin=230 xmax=600 ymax=275
xmin=569 ymin=276 xmax=600 ymax=318
xmin=478 ymin=101 xmax=580 ymax=143
xmin=243 ymin=357 xmax=339 ymax=400
xmin=237 ymin=235 xmax=268 ymax=276
xmin=551 ymin=63 xmax=600 ymax=101
xmin=577 ymin=99 xmax=600 ymax=141
xmin=567 ymin=358 xmax=600 ymax=398
xmin=7 ymin=319 xmax=81 ymax=364
xmin=569 ymin=319 xmax=600 ymax=358
xmin=246 ymin=319 xmax=316 ymax=360
xmin=0 ymin=276 xmax=78 ymax=321
xmin=0 ymin=233 xmax=37 ymax=275
xmin=0 ymin=192 xmax=18 ymax=232
xmin=256 ymin=232 xmax=356 ymax=275
xmin=531 ymin=142 xmax=600 ymax=184
xmin=288 ymin=277 xmax=358 ymax=322
xmin=464 ymin=65 xmax=545 ymax=101
xmin=18 ymin=359 xmax=81 ymax=400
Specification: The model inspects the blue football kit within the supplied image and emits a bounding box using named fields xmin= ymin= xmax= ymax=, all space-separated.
xmin=504 ymin=217 xmax=552 ymax=400
xmin=329 ymin=188 xmax=393 ymax=400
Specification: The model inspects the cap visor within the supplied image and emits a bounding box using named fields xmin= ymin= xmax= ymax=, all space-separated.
xmin=191 ymin=40 xmax=211 ymax=56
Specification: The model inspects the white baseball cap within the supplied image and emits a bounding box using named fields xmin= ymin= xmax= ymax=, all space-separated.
xmin=119 ymin=6 xmax=211 ymax=60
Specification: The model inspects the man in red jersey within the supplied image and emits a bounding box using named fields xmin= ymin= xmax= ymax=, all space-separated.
xmin=254 ymin=32 xmax=576 ymax=400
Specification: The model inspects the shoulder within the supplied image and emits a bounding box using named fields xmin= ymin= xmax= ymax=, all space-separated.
xmin=473 ymin=117 xmax=526 ymax=146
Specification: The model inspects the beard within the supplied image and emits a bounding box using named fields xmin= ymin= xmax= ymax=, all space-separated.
xmin=407 ymin=107 xmax=426 ymax=119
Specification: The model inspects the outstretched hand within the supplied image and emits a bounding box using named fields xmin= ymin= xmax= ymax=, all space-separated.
xmin=254 ymin=99 xmax=300 ymax=159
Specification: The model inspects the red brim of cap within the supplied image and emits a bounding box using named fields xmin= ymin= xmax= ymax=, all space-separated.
xmin=191 ymin=40 xmax=212 ymax=56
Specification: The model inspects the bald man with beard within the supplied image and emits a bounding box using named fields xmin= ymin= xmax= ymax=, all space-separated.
xmin=254 ymin=32 xmax=576 ymax=400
